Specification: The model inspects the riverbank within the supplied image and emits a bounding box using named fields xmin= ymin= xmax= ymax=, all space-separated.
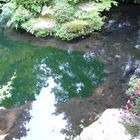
xmin=0 ymin=0 xmax=117 ymax=40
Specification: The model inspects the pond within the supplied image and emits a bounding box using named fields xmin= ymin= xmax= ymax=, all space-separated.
xmin=0 ymin=4 xmax=140 ymax=140
xmin=0 ymin=33 xmax=105 ymax=139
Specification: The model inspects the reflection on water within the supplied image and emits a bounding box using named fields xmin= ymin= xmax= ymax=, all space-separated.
xmin=13 ymin=77 xmax=68 ymax=140
xmin=0 ymin=35 xmax=105 ymax=108
xmin=0 ymin=34 xmax=105 ymax=139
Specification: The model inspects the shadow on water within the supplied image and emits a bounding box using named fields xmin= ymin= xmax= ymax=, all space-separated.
xmin=1 ymin=4 xmax=140 ymax=140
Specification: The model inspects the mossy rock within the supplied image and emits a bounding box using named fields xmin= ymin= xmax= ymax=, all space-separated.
xmin=54 ymin=20 xmax=95 ymax=40
xmin=65 ymin=20 xmax=90 ymax=33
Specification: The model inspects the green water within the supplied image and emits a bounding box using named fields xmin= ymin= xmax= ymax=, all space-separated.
xmin=0 ymin=34 xmax=105 ymax=108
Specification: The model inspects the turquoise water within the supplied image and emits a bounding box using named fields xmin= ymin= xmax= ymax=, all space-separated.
xmin=0 ymin=34 xmax=105 ymax=108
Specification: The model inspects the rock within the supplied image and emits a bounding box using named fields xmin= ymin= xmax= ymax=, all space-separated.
xmin=135 ymin=67 xmax=140 ymax=78
xmin=23 ymin=17 xmax=56 ymax=31
xmin=79 ymin=109 xmax=140 ymax=140
xmin=134 ymin=45 xmax=140 ymax=50
xmin=122 ymin=55 xmax=134 ymax=77
xmin=77 ymin=2 xmax=99 ymax=12
xmin=21 ymin=17 xmax=56 ymax=37
xmin=0 ymin=134 xmax=8 ymax=140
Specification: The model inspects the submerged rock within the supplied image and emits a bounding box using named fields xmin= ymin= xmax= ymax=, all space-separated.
xmin=79 ymin=109 xmax=140 ymax=140
xmin=122 ymin=55 xmax=134 ymax=77
xmin=134 ymin=44 xmax=140 ymax=50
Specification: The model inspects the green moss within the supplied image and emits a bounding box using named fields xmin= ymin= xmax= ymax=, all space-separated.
xmin=54 ymin=18 xmax=103 ymax=40
xmin=124 ymin=124 xmax=140 ymax=137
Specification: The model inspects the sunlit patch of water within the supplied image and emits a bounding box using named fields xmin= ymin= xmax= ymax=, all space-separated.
xmin=13 ymin=77 xmax=68 ymax=140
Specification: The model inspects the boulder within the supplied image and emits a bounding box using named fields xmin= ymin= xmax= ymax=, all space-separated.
xmin=31 ymin=18 xmax=55 ymax=31
xmin=77 ymin=2 xmax=99 ymax=12
xmin=79 ymin=109 xmax=140 ymax=140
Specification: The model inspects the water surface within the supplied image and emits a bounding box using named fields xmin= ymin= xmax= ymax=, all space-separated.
xmin=0 ymin=34 xmax=105 ymax=139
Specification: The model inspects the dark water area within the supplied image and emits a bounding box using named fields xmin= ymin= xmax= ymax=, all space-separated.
xmin=0 ymin=4 xmax=140 ymax=140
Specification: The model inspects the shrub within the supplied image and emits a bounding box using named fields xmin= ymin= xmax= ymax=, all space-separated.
xmin=98 ymin=0 xmax=118 ymax=11
xmin=53 ymin=1 xmax=75 ymax=23
xmin=54 ymin=19 xmax=100 ymax=40
xmin=75 ymin=11 xmax=104 ymax=30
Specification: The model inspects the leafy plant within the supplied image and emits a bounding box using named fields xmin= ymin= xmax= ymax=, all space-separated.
xmin=7 ymin=6 xmax=32 ymax=29
xmin=53 ymin=1 xmax=75 ymax=23
xmin=54 ymin=14 xmax=103 ymax=41
xmin=125 ymin=76 xmax=140 ymax=116
xmin=54 ymin=22 xmax=85 ymax=40
xmin=12 ymin=0 xmax=51 ymax=15
xmin=0 ymin=2 xmax=16 ymax=24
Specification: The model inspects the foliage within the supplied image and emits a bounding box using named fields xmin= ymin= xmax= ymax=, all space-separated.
xmin=11 ymin=0 xmax=51 ymax=14
xmin=0 ymin=2 xmax=16 ymax=24
xmin=53 ymin=21 xmax=85 ymax=40
xmin=75 ymin=11 xmax=104 ymax=29
xmin=126 ymin=76 xmax=140 ymax=116
xmin=98 ymin=0 xmax=118 ymax=11
xmin=7 ymin=6 xmax=32 ymax=29
xmin=21 ymin=18 xmax=52 ymax=37
xmin=53 ymin=1 xmax=75 ymax=23
xmin=124 ymin=124 xmax=140 ymax=137
xmin=134 ymin=0 xmax=140 ymax=3
xmin=1 ymin=0 xmax=118 ymax=40
xmin=54 ymin=17 xmax=103 ymax=40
